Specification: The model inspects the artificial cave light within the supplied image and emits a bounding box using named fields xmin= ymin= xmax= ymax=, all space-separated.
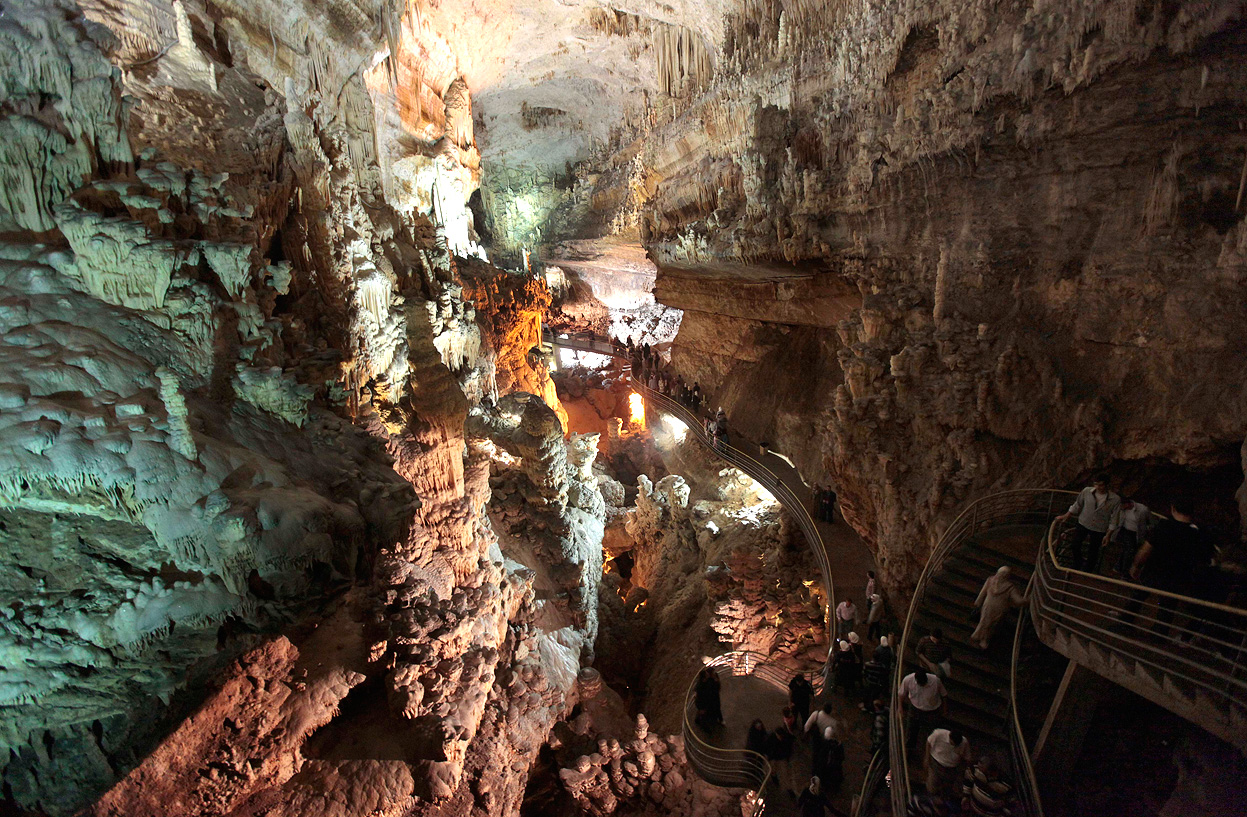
xmin=662 ymin=414 xmax=687 ymax=443
xmin=628 ymin=392 xmax=645 ymax=427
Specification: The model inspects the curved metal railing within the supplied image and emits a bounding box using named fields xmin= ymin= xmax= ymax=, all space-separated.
xmin=1034 ymin=517 xmax=1247 ymax=750
xmin=890 ymin=489 xmax=1068 ymax=817
xmin=631 ymin=379 xmax=837 ymax=658
xmin=852 ymin=747 xmax=889 ymax=817
xmin=545 ymin=328 xmax=837 ymax=662
xmin=1009 ymin=576 xmax=1045 ymax=817
xmin=681 ymin=651 xmax=822 ymax=815
xmin=545 ymin=329 xmax=842 ymax=807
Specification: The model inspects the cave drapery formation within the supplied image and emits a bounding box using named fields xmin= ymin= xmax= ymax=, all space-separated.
xmin=0 ymin=0 xmax=1245 ymax=816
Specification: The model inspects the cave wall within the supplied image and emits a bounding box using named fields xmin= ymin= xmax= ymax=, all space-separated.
xmin=0 ymin=1 xmax=586 ymax=814
xmin=616 ymin=0 xmax=1247 ymax=591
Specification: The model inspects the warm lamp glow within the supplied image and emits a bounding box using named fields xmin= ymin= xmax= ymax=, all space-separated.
xmin=628 ymin=392 xmax=645 ymax=426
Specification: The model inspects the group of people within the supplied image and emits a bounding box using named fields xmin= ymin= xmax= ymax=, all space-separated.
xmin=628 ymin=341 xmax=706 ymax=413
xmin=1057 ymin=474 xmax=1233 ymax=638
xmin=816 ymin=486 xmax=838 ymax=524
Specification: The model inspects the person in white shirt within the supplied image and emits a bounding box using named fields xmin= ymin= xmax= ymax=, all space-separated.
xmin=898 ymin=669 xmax=946 ymax=748
xmin=1110 ymin=498 xmax=1151 ymax=577
xmin=1056 ymin=474 xmax=1121 ymax=573
xmin=835 ymin=598 xmax=858 ymax=638
xmin=804 ymin=701 xmax=839 ymax=740
xmin=925 ymin=728 xmax=972 ymax=798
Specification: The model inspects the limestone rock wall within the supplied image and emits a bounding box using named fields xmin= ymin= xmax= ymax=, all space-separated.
xmin=621 ymin=0 xmax=1247 ymax=591
xmin=0 ymin=0 xmax=592 ymax=814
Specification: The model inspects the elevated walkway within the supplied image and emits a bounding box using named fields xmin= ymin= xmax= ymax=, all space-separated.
xmin=1033 ymin=518 xmax=1247 ymax=753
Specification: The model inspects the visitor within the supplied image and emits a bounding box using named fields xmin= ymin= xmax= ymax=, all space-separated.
xmin=692 ymin=382 xmax=702 ymax=412
xmin=832 ymin=639 xmax=861 ymax=693
xmin=867 ymin=697 xmax=889 ymax=755
xmin=865 ymin=570 xmax=876 ymax=600
xmin=925 ymin=728 xmax=972 ymax=799
xmin=916 ymin=628 xmax=952 ymax=679
xmin=766 ymin=717 xmax=797 ymax=793
xmin=814 ymin=726 xmax=845 ymax=792
xmin=961 ymin=756 xmax=1013 ymax=817
xmin=798 ymin=776 xmax=827 ymax=817
xmin=693 ymin=667 xmax=723 ymax=727
xmin=847 ymin=631 xmax=864 ymax=660
xmin=898 ymin=668 xmax=946 ymax=747
xmin=781 ymin=704 xmax=799 ymax=734
xmin=804 ymin=701 xmax=839 ymax=742
xmin=745 ymin=719 xmax=769 ymax=755
xmin=835 ymin=597 xmax=858 ymax=638
xmin=873 ymin=635 xmax=895 ymax=669
xmin=1056 ymin=473 xmax=1121 ymax=573
xmin=860 ymin=652 xmax=890 ymax=709
xmin=789 ymin=672 xmax=815 ymax=726
xmin=866 ymin=592 xmax=885 ymax=641
xmin=970 ymin=567 xmax=1027 ymax=649
xmin=1110 ymin=497 xmax=1152 ymax=578
xmin=1125 ymin=496 xmax=1215 ymax=636
xmin=819 ymin=486 xmax=838 ymax=523
xmin=713 ymin=408 xmax=729 ymax=451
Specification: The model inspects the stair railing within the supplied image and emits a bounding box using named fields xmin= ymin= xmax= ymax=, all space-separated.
xmin=852 ymin=747 xmax=889 ymax=817
xmin=1009 ymin=577 xmax=1045 ymax=817
xmin=682 ymin=651 xmax=822 ymax=815
xmin=890 ymin=489 xmax=1070 ymax=817
xmin=1032 ymin=518 xmax=1247 ymax=750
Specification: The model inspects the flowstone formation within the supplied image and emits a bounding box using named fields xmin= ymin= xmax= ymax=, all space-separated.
xmin=0 ymin=0 xmax=595 ymax=814
xmin=565 ymin=0 xmax=1247 ymax=591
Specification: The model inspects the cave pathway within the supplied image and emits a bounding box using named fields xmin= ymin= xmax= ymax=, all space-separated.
xmin=548 ymin=330 xmax=881 ymax=815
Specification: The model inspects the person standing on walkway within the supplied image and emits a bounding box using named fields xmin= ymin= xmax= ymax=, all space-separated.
xmin=925 ymin=728 xmax=972 ymax=799
xmin=1056 ymin=474 xmax=1121 ymax=573
xmin=835 ymin=597 xmax=858 ymax=639
xmin=789 ymin=672 xmax=815 ymax=726
xmin=916 ymin=628 xmax=952 ymax=679
xmin=866 ymin=592 xmax=885 ymax=641
xmin=832 ymin=639 xmax=861 ymax=693
xmin=873 ymin=635 xmax=895 ymax=669
xmin=899 ymin=668 xmax=946 ymax=747
xmin=804 ymin=701 xmax=839 ymax=742
xmin=1126 ymin=496 xmax=1215 ymax=636
xmin=865 ymin=570 xmax=876 ymax=600
xmin=694 ymin=667 xmax=723 ymax=727
xmin=970 ymin=567 xmax=1027 ymax=649
xmin=1110 ymin=497 xmax=1152 ymax=577
xmin=746 ymin=719 xmax=769 ymax=755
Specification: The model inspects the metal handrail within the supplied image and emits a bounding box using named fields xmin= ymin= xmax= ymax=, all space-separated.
xmin=890 ymin=489 xmax=1069 ymax=817
xmin=681 ymin=651 xmax=820 ymax=814
xmin=545 ymin=329 xmax=837 ymax=671
xmin=632 ymin=381 xmax=837 ymax=665
xmin=1032 ymin=519 xmax=1247 ymax=743
xmin=547 ymin=330 xmax=842 ymax=808
xmin=1009 ymin=575 xmax=1045 ymax=817
xmin=852 ymin=747 xmax=889 ymax=817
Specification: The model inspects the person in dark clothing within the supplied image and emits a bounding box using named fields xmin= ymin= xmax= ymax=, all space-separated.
xmin=694 ymin=667 xmax=723 ymax=727
xmin=821 ymin=487 xmax=838 ymax=523
xmin=745 ymin=719 xmax=769 ymax=755
xmin=868 ymin=697 xmax=890 ymax=755
xmin=832 ymin=639 xmax=861 ymax=693
xmin=1125 ymin=497 xmax=1216 ymax=636
xmin=798 ymin=777 xmax=827 ymax=817
xmin=814 ymin=732 xmax=845 ymax=791
xmin=692 ymin=382 xmax=702 ymax=412
xmin=789 ymin=672 xmax=815 ymax=726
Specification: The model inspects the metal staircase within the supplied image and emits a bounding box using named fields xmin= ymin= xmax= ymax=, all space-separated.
xmin=1032 ymin=519 xmax=1247 ymax=753
xmin=889 ymin=490 xmax=1061 ymax=817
